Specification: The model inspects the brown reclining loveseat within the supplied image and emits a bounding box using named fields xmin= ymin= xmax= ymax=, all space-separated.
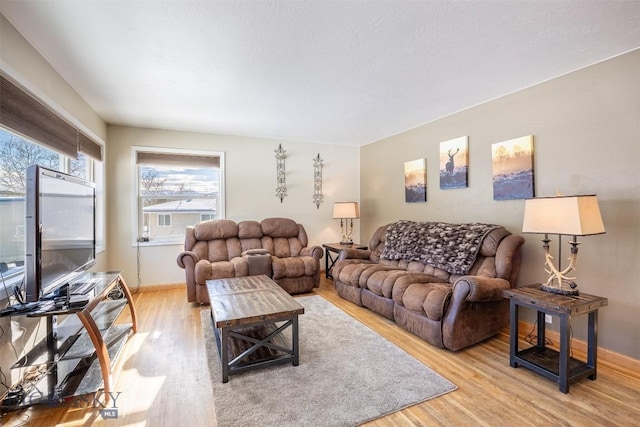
xmin=332 ymin=220 xmax=524 ymax=351
xmin=177 ymin=217 xmax=323 ymax=304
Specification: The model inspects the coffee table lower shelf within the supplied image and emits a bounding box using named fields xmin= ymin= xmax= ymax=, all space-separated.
xmin=212 ymin=315 xmax=299 ymax=383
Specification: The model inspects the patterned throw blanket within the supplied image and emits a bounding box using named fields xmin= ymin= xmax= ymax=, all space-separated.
xmin=380 ymin=220 xmax=500 ymax=275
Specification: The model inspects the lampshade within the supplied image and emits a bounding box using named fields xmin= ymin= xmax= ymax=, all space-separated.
xmin=522 ymin=195 xmax=605 ymax=236
xmin=333 ymin=202 xmax=359 ymax=219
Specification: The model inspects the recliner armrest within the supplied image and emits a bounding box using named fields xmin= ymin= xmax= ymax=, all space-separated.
xmin=452 ymin=276 xmax=511 ymax=302
xmin=301 ymin=245 xmax=323 ymax=259
xmin=337 ymin=248 xmax=372 ymax=261
xmin=176 ymin=251 xmax=200 ymax=269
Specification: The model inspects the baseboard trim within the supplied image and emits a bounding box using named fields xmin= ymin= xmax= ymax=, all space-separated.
xmin=136 ymin=282 xmax=185 ymax=292
xmin=501 ymin=320 xmax=640 ymax=378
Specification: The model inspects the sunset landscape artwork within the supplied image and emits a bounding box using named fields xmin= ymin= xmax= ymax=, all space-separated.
xmin=491 ymin=135 xmax=534 ymax=200
xmin=404 ymin=158 xmax=427 ymax=202
xmin=439 ymin=136 xmax=468 ymax=189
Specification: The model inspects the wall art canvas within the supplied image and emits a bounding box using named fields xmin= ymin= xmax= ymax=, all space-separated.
xmin=491 ymin=135 xmax=534 ymax=200
xmin=404 ymin=158 xmax=427 ymax=203
xmin=439 ymin=136 xmax=469 ymax=189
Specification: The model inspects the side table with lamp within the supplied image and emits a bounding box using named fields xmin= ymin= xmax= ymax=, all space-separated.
xmin=322 ymin=242 xmax=367 ymax=279
xmin=324 ymin=202 xmax=364 ymax=279
xmin=503 ymin=194 xmax=608 ymax=393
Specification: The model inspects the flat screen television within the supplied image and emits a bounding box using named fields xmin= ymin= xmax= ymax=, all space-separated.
xmin=24 ymin=165 xmax=96 ymax=303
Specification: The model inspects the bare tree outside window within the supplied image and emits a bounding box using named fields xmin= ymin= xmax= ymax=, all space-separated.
xmin=70 ymin=153 xmax=88 ymax=180
xmin=0 ymin=135 xmax=60 ymax=195
xmin=140 ymin=167 xmax=169 ymax=207
xmin=140 ymin=167 xmax=167 ymax=194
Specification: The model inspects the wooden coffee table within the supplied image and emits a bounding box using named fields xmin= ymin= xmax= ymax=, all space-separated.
xmin=206 ymin=275 xmax=305 ymax=382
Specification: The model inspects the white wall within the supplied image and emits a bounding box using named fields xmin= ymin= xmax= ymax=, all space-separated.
xmin=107 ymin=125 xmax=360 ymax=288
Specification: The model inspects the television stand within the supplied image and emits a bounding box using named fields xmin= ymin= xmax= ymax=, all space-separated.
xmin=5 ymin=271 xmax=137 ymax=409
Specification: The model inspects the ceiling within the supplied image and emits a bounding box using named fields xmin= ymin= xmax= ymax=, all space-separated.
xmin=2 ymin=1 xmax=639 ymax=146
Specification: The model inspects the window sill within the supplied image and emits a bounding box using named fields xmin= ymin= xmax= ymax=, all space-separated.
xmin=132 ymin=239 xmax=183 ymax=248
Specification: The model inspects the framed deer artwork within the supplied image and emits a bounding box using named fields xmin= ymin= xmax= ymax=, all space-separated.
xmin=404 ymin=158 xmax=427 ymax=203
xmin=439 ymin=136 xmax=468 ymax=189
xmin=491 ymin=135 xmax=535 ymax=200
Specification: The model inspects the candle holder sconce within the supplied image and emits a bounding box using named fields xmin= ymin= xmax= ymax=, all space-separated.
xmin=275 ymin=144 xmax=287 ymax=203
xmin=313 ymin=153 xmax=323 ymax=209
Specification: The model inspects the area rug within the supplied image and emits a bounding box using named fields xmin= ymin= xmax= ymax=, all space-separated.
xmin=201 ymin=295 xmax=456 ymax=427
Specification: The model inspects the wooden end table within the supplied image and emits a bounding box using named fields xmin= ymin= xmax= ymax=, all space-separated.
xmin=322 ymin=242 xmax=367 ymax=279
xmin=502 ymin=285 xmax=608 ymax=393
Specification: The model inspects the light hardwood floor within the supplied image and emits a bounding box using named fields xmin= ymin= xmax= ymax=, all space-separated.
xmin=2 ymin=278 xmax=639 ymax=426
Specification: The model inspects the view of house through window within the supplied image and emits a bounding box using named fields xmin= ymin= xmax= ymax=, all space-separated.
xmin=0 ymin=128 xmax=96 ymax=290
xmin=135 ymin=147 xmax=223 ymax=244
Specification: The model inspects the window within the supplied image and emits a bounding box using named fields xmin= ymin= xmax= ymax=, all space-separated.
xmin=201 ymin=214 xmax=214 ymax=221
xmin=0 ymin=129 xmax=104 ymax=294
xmin=133 ymin=146 xmax=224 ymax=245
xmin=158 ymin=214 xmax=171 ymax=227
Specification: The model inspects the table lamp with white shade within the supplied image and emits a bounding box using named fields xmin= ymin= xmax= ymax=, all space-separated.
xmin=522 ymin=194 xmax=605 ymax=296
xmin=333 ymin=202 xmax=359 ymax=245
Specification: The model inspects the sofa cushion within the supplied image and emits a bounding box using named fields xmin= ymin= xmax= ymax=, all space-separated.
xmin=237 ymin=220 xmax=263 ymax=238
xmin=478 ymin=227 xmax=511 ymax=256
xmin=272 ymin=256 xmax=317 ymax=279
xmin=259 ymin=237 xmax=298 ymax=257
xmin=261 ymin=217 xmax=299 ymax=237
xmin=207 ymin=238 xmax=242 ymax=262
xmin=337 ymin=263 xmax=403 ymax=289
xmin=365 ymin=270 xmax=416 ymax=299
xmin=402 ymin=282 xmax=452 ymax=321
xmin=261 ymin=218 xmax=308 ymax=257
xmin=193 ymin=219 xmax=238 ymax=240
xmin=468 ymin=256 xmax=497 ymax=277
xmin=194 ymin=258 xmax=249 ymax=283
xmin=238 ymin=220 xmax=263 ymax=252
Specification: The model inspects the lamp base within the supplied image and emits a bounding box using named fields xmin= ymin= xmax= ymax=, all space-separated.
xmin=339 ymin=239 xmax=353 ymax=245
xmin=539 ymin=284 xmax=579 ymax=296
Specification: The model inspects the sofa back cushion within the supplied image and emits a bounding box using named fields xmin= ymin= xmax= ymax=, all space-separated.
xmin=478 ymin=227 xmax=511 ymax=257
xmin=191 ymin=219 xmax=241 ymax=262
xmin=368 ymin=224 xmax=389 ymax=263
xmin=238 ymin=220 xmax=264 ymax=252
xmin=260 ymin=217 xmax=307 ymax=257
xmin=464 ymin=227 xmax=512 ymax=278
xmin=193 ymin=219 xmax=238 ymax=240
xmin=207 ymin=238 xmax=243 ymax=262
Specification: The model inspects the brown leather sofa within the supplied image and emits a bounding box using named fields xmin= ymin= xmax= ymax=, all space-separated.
xmin=177 ymin=217 xmax=323 ymax=304
xmin=332 ymin=221 xmax=524 ymax=351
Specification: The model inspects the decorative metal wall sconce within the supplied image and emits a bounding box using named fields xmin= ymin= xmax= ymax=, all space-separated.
xmin=275 ymin=144 xmax=287 ymax=203
xmin=313 ymin=153 xmax=323 ymax=209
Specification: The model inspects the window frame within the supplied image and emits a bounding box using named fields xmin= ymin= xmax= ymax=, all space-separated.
xmin=131 ymin=146 xmax=225 ymax=247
